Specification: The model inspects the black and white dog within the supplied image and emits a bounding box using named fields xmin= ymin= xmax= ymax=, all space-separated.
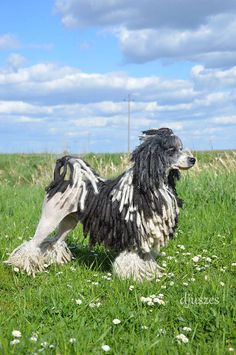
xmin=6 ymin=128 xmax=195 ymax=281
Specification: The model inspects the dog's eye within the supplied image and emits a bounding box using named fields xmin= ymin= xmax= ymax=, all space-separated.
xmin=167 ymin=147 xmax=176 ymax=154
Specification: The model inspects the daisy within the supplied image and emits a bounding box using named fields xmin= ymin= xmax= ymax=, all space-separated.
xmin=101 ymin=345 xmax=110 ymax=352
xmin=30 ymin=335 xmax=38 ymax=342
xmin=176 ymin=334 xmax=189 ymax=344
xmin=183 ymin=327 xmax=192 ymax=332
xmin=12 ymin=330 xmax=22 ymax=338
xmin=10 ymin=339 xmax=20 ymax=345
xmin=75 ymin=299 xmax=83 ymax=305
xmin=112 ymin=319 xmax=121 ymax=325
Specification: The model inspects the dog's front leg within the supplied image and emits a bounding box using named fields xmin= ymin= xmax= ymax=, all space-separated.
xmin=112 ymin=250 xmax=163 ymax=282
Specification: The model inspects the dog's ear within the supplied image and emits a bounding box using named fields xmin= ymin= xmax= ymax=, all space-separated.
xmin=168 ymin=169 xmax=183 ymax=207
xmin=132 ymin=136 xmax=166 ymax=191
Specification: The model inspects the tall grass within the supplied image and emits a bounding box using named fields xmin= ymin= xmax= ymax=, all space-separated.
xmin=0 ymin=152 xmax=235 ymax=354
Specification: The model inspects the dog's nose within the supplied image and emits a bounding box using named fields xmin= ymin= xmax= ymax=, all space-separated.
xmin=188 ymin=157 xmax=196 ymax=165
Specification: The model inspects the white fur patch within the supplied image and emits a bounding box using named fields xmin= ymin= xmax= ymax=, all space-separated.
xmin=113 ymin=250 xmax=163 ymax=282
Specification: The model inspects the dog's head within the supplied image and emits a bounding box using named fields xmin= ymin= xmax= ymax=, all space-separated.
xmin=132 ymin=127 xmax=195 ymax=190
xmin=140 ymin=127 xmax=195 ymax=171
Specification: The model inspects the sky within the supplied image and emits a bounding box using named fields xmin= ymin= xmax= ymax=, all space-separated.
xmin=0 ymin=0 xmax=236 ymax=153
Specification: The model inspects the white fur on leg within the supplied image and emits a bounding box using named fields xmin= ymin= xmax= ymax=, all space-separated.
xmin=5 ymin=239 xmax=73 ymax=276
xmin=112 ymin=250 xmax=163 ymax=282
xmin=5 ymin=241 xmax=46 ymax=276
xmin=43 ymin=240 xmax=73 ymax=266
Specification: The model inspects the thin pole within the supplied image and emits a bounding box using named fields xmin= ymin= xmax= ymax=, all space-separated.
xmin=128 ymin=94 xmax=131 ymax=154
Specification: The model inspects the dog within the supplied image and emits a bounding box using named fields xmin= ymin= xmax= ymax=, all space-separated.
xmin=6 ymin=127 xmax=195 ymax=281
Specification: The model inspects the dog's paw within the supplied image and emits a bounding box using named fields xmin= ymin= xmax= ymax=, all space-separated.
xmin=113 ymin=250 xmax=162 ymax=282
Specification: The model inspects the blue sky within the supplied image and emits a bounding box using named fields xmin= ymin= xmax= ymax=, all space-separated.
xmin=0 ymin=0 xmax=236 ymax=153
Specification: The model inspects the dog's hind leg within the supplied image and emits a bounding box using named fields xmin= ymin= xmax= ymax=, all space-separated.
xmin=5 ymin=192 xmax=79 ymax=276
xmin=5 ymin=156 xmax=99 ymax=276
xmin=41 ymin=213 xmax=78 ymax=267
xmin=113 ymin=250 xmax=163 ymax=282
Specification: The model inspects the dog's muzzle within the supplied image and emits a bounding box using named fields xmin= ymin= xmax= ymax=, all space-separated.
xmin=174 ymin=154 xmax=196 ymax=170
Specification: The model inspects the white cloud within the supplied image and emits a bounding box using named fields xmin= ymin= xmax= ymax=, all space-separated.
xmin=0 ymin=61 xmax=235 ymax=152
xmin=15 ymin=116 xmax=45 ymax=123
xmin=55 ymin=0 xmax=236 ymax=30
xmin=211 ymin=115 xmax=236 ymax=125
xmin=0 ymin=63 xmax=194 ymax=104
xmin=55 ymin=1 xmax=236 ymax=67
xmin=118 ymin=14 xmax=236 ymax=67
xmin=192 ymin=65 xmax=236 ymax=88
xmin=7 ymin=53 xmax=27 ymax=71
xmin=0 ymin=34 xmax=20 ymax=50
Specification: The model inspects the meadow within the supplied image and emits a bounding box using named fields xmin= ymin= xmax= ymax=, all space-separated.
xmin=0 ymin=151 xmax=235 ymax=354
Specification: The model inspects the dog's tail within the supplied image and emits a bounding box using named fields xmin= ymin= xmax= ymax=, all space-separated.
xmin=45 ymin=156 xmax=100 ymax=211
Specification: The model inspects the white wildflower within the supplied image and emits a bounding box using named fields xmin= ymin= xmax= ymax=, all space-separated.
xmin=101 ymin=345 xmax=110 ymax=352
xmin=69 ymin=338 xmax=76 ymax=343
xmin=30 ymin=335 xmax=38 ymax=342
xmin=220 ymin=282 xmax=225 ymax=287
xmin=55 ymin=271 xmax=63 ymax=276
xmin=153 ymin=298 xmax=165 ymax=305
xmin=161 ymin=285 xmax=166 ymax=289
xmin=41 ymin=342 xmax=48 ymax=348
xmin=12 ymin=330 xmax=21 ymax=338
xmin=228 ymin=347 xmax=235 ymax=352
xmin=183 ymin=327 xmax=192 ymax=332
xmin=162 ymin=262 xmax=167 ymax=268
xmin=183 ymin=282 xmax=188 ymax=286
xmin=147 ymin=301 xmax=154 ymax=306
xmin=10 ymin=339 xmax=20 ymax=345
xmin=141 ymin=325 xmax=148 ymax=330
xmin=176 ymin=333 xmax=189 ymax=344
xmin=145 ymin=297 xmax=152 ymax=302
xmin=231 ymin=262 xmax=236 ymax=267
xmin=75 ymin=299 xmax=83 ymax=305
xmin=192 ymin=256 xmax=200 ymax=263
xmin=205 ymin=257 xmax=212 ymax=263
xmin=170 ymin=281 xmax=175 ymax=286
xmin=129 ymin=285 xmax=134 ymax=291
xmin=140 ymin=296 xmax=147 ymax=303
xmin=204 ymin=275 xmax=209 ymax=281
xmin=167 ymin=256 xmax=174 ymax=260
xmin=158 ymin=293 xmax=164 ymax=299
xmin=167 ymin=272 xmax=174 ymax=278
xmin=13 ymin=267 xmax=19 ymax=273
xmin=178 ymin=245 xmax=185 ymax=250
xmin=112 ymin=319 xmax=121 ymax=325
xmin=183 ymin=252 xmax=192 ymax=256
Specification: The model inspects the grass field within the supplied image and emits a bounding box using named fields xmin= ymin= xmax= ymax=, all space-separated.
xmin=0 ymin=151 xmax=235 ymax=354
